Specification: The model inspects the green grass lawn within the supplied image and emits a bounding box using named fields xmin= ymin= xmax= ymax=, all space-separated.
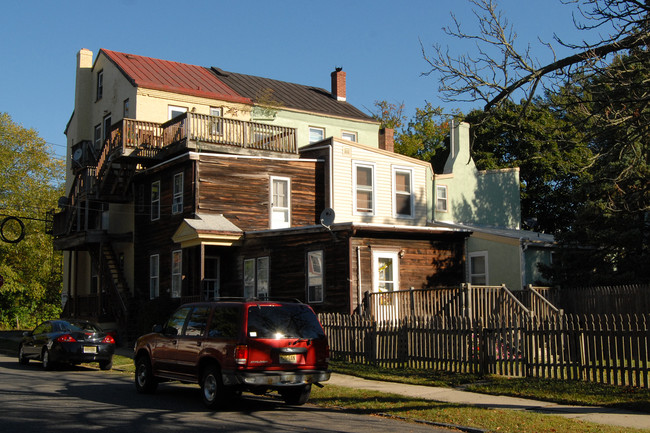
xmin=107 ymin=355 xmax=650 ymax=433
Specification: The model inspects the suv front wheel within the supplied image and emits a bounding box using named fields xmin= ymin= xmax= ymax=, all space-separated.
xmin=280 ymin=384 xmax=312 ymax=405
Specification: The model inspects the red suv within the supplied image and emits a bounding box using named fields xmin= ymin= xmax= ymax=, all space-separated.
xmin=133 ymin=300 xmax=330 ymax=408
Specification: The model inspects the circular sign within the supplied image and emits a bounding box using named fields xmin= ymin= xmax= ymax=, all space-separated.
xmin=0 ymin=216 xmax=25 ymax=243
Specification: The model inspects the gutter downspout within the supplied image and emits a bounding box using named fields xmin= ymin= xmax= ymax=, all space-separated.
xmin=356 ymin=246 xmax=362 ymax=314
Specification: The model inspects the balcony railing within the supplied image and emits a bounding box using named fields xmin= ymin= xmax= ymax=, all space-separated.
xmin=162 ymin=113 xmax=297 ymax=154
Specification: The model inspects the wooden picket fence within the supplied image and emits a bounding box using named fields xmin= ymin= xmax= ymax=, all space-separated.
xmin=318 ymin=312 xmax=650 ymax=388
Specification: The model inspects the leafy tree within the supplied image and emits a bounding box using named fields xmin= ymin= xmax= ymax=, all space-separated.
xmin=371 ymin=101 xmax=453 ymax=172
xmin=0 ymin=112 xmax=65 ymax=328
xmin=464 ymin=99 xmax=593 ymax=234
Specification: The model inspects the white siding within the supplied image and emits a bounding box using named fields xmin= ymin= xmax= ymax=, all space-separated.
xmin=330 ymin=139 xmax=429 ymax=226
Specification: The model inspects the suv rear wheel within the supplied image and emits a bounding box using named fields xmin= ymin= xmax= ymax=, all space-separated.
xmin=201 ymin=365 xmax=225 ymax=409
xmin=280 ymin=384 xmax=311 ymax=405
xmin=135 ymin=355 xmax=158 ymax=393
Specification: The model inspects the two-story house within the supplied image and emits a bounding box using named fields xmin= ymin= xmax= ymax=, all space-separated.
xmin=433 ymin=121 xmax=555 ymax=290
xmin=55 ymin=48 xmax=469 ymax=337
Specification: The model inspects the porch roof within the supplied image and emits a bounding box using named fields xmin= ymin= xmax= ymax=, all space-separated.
xmin=172 ymin=213 xmax=243 ymax=248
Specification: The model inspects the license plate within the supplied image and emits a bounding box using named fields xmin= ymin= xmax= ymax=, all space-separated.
xmin=83 ymin=346 xmax=98 ymax=354
xmin=279 ymin=353 xmax=298 ymax=364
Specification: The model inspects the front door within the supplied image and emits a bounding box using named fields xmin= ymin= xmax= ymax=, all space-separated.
xmin=372 ymin=251 xmax=399 ymax=321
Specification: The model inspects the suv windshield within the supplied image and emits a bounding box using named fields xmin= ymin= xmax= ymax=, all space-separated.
xmin=247 ymin=304 xmax=325 ymax=339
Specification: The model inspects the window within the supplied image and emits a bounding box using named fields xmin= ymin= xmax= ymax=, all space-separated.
xmin=307 ymin=250 xmax=324 ymax=303
xmin=168 ymin=105 xmax=187 ymax=119
xmin=436 ymin=185 xmax=448 ymax=212
xmin=123 ymin=99 xmax=130 ymax=118
xmin=393 ymin=168 xmax=413 ymax=218
xmin=309 ymin=127 xmax=325 ymax=143
xmin=354 ymin=162 xmax=375 ymax=214
xmin=210 ymin=107 xmax=223 ymax=135
xmin=165 ymin=306 xmax=190 ymax=336
xmin=204 ymin=256 xmax=220 ymax=300
xmin=151 ymin=181 xmax=160 ymax=221
xmin=150 ymin=254 xmax=160 ymax=299
xmin=103 ymin=115 xmax=112 ymax=143
xmin=270 ymin=177 xmax=290 ymax=229
xmin=208 ymin=306 xmax=240 ymax=338
xmin=373 ymin=251 xmax=399 ymax=293
xmin=94 ymin=124 xmax=102 ymax=149
xmin=244 ymin=257 xmax=269 ymax=299
xmin=172 ymin=172 xmax=183 ymax=214
xmin=341 ymin=131 xmax=357 ymax=142
xmin=96 ymin=70 xmax=103 ymax=100
xmin=184 ymin=306 xmax=210 ymax=337
xmin=469 ymin=252 xmax=488 ymax=285
xmin=171 ymin=250 xmax=182 ymax=298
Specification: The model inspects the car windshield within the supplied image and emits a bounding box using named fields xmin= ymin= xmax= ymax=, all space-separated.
xmin=247 ymin=304 xmax=325 ymax=339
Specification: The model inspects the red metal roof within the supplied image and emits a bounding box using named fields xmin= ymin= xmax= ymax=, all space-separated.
xmin=100 ymin=49 xmax=251 ymax=104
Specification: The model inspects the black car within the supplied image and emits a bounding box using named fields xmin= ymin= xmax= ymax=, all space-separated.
xmin=18 ymin=320 xmax=115 ymax=370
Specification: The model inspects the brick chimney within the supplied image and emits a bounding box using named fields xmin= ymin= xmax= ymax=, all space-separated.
xmin=331 ymin=67 xmax=346 ymax=101
xmin=379 ymin=128 xmax=394 ymax=152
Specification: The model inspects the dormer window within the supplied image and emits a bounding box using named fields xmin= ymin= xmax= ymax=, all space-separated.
xmin=96 ymin=70 xmax=103 ymax=100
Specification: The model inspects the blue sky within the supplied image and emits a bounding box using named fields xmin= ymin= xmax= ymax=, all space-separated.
xmin=1 ymin=0 xmax=582 ymax=160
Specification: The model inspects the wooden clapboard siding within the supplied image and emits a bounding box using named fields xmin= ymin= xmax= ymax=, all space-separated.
xmin=196 ymin=154 xmax=324 ymax=230
xmin=349 ymin=232 xmax=466 ymax=308
xmin=237 ymin=229 xmax=353 ymax=313
xmin=133 ymin=158 xmax=195 ymax=299
xmin=330 ymin=139 xmax=430 ymax=225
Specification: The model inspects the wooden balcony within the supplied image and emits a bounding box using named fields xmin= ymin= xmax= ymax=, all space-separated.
xmin=161 ymin=113 xmax=298 ymax=155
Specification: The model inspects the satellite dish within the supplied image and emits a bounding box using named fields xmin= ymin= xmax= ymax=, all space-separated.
xmin=72 ymin=148 xmax=83 ymax=161
xmin=320 ymin=208 xmax=335 ymax=230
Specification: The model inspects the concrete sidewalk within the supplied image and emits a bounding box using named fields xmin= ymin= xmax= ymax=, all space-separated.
xmin=327 ymin=373 xmax=650 ymax=431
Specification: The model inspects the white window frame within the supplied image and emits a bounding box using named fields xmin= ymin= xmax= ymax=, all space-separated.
xmin=209 ymin=106 xmax=223 ymax=135
xmin=469 ymin=251 xmax=489 ymax=285
xmin=353 ymin=161 xmax=376 ymax=215
xmin=94 ymin=124 xmax=102 ymax=149
xmin=172 ymin=172 xmax=183 ymax=214
xmin=393 ymin=167 xmax=414 ymax=218
xmin=203 ymin=256 xmax=220 ymax=300
xmin=123 ymin=98 xmax=130 ymax=118
xmin=151 ymin=180 xmax=160 ymax=221
xmin=372 ymin=250 xmax=400 ymax=293
xmin=243 ymin=256 xmax=270 ymax=299
xmin=309 ymin=126 xmax=325 ymax=143
xmin=270 ymin=176 xmax=291 ymax=229
xmin=341 ymin=131 xmax=357 ymax=142
xmin=436 ymin=185 xmax=448 ymax=212
xmin=96 ymin=70 xmax=103 ymax=100
xmin=149 ymin=254 xmax=160 ymax=299
xmin=102 ymin=114 xmax=112 ymax=142
xmin=307 ymin=250 xmax=324 ymax=303
xmin=168 ymin=105 xmax=188 ymax=119
xmin=171 ymin=250 xmax=182 ymax=298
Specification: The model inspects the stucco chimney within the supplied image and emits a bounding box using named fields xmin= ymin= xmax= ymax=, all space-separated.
xmin=73 ymin=48 xmax=94 ymax=140
xmin=379 ymin=128 xmax=394 ymax=152
xmin=331 ymin=68 xmax=346 ymax=101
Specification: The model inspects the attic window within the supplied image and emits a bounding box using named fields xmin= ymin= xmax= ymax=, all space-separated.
xmin=96 ymin=70 xmax=103 ymax=100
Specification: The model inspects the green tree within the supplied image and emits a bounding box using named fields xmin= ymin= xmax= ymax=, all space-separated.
xmin=0 ymin=112 xmax=65 ymax=328
xmin=371 ymin=101 xmax=453 ymax=172
xmin=464 ymin=99 xmax=593 ymax=234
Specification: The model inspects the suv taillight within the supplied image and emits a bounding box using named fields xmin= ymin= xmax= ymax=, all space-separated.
xmin=234 ymin=345 xmax=248 ymax=365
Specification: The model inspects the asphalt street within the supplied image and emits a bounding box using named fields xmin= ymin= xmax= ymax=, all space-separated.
xmin=0 ymin=354 xmax=457 ymax=433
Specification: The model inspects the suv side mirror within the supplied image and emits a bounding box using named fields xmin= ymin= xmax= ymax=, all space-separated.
xmin=163 ymin=326 xmax=178 ymax=337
